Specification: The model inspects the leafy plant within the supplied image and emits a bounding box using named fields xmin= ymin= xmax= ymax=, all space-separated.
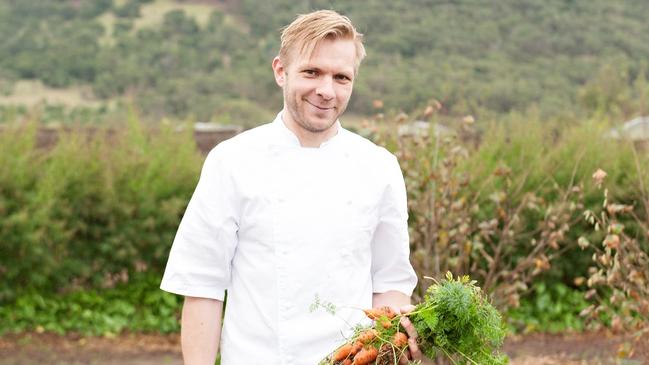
xmin=507 ymin=282 xmax=588 ymax=333
xmin=0 ymin=273 xmax=182 ymax=336
xmin=410 ymin=273 xmax=508 ymax=364
xmin=580 ymin=168 xmax=649 ymax=338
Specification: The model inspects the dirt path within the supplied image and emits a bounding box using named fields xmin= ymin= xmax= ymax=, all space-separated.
xmin=0 ymin=331 xmax=646 ymax=365
xmin=504 ymin=332 xmax=647 ymax=365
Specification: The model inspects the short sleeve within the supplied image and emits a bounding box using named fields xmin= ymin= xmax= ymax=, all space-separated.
xmin=160 ymin=146 xmax=240 ymax=301
xmin=370 ymin=153 xmax=418 ymax=296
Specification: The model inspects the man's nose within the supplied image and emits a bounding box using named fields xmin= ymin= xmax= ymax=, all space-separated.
xmin=315 ymin=76 xmax=335 ymax=100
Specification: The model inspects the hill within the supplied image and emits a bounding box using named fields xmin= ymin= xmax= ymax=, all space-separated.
xmin=0 ymin=0 xmax=647 ymax=123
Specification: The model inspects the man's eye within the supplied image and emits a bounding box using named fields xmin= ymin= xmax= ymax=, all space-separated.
xmin=303 ymin=70 xmax=317 ymax=76
xmin=335 ymin=75 xmax=351 ymax=82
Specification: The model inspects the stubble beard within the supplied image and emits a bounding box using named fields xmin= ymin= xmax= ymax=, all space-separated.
xmin=284 ymin=88 xmax=344 ymax=134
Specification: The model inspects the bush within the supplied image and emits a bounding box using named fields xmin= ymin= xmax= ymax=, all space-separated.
xmin=1 ymin=108 xmax=647 ymax=335
xmin=580 ymin=168 xmax=649 ymax=335
xmin=365 ymin=111 xmax=648 ymax=313
xmin=0 ymin=112 xmax=203 ymax=303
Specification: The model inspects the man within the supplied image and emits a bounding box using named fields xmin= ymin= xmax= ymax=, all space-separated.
xmin=161 ymin=9 xmax=423 ymax=365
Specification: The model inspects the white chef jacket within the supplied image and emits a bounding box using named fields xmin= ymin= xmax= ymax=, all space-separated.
xmin=161 ymin=111 xmax=417 ymax=365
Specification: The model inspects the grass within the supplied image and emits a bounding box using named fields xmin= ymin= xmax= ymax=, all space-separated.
xmin=0 ymin=80 xmax=102 ymax=108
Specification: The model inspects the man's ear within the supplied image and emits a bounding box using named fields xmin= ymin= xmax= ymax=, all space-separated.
xmin=272 ymin=56 xmax=286 ymax=87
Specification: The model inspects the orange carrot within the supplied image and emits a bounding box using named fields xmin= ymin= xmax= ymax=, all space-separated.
xmin=333 ymin=343 xmax=353 ymax=361
xmin=383 ymin=306 xmax=397 ymax=319
xmin=392 ymin=332 xmax=408 ymax=348
xmin=350 ymin=340 xmax=363 ymax=355
xmin=362 ymin=308 xmax=382 ymax=320
xmin=353 ymin=346 xmax=379 ymax=365
xmin=342 ymin=359 xmax=352 ymax=365
xmin=380 ymin=319 xmax=392 ymax=329
xmin=363 ymin=306 xmax=396 ymax=320
xmin=358 ymin=329 xmax=377 ymax=344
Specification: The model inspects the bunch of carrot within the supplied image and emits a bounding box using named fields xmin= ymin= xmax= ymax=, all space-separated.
xmin=321 ymin=306 xmax=409 ymax=365
xmin=319 ymin=272 xmax=508 ymax=365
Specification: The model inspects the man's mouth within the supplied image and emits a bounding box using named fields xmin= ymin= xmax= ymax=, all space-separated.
xmin=305 ymin=100 xmax=334 ymax=111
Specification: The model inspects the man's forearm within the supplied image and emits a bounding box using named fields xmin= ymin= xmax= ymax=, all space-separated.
xmin=181 ymin=296 xmax=224 ymax=365
xmin=372 ymin=290 xmax=411 ymax=309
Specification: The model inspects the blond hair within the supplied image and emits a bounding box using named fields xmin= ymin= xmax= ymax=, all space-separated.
xmin=279 ymin=10 xmax=366 ymax=74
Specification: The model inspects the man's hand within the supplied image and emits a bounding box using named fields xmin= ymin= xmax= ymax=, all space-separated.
xmin=398 ymin=304 xmax=433 ymax=365
xmin=372 ymin=292 xmax=432 ymax=364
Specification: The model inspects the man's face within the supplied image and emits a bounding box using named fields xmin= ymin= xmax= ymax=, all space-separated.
xmin=273 ymin=38 xmax=356 ymax=137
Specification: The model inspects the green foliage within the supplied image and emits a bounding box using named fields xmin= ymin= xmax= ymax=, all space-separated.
xmin=410 ymin=273 xmax=508 ymax=364
xmin=1 ymin=0 xmax=105 ymax=87
xmin=0 ymin=273 xmax=182 ymax=336
xmin=0 ymin=112 xmax=203 ymax=303
xmin=114 ymin=0 xmax=143 ymax=18
xmin=236 ymin=0 xmax=649 ymax=117
xmin=507 ymin=282 xmax=589 ymax=333
xmin=2 ymin=1 xmax=649 ymax=119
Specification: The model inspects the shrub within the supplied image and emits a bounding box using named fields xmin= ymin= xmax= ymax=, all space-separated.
xmin=366 ymin=110 xmax=648 ymax=314
xmin=580 ymin=168 xmax=649 ymax=335
xmin=0 ymin=112 xmax=202 ymax=303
